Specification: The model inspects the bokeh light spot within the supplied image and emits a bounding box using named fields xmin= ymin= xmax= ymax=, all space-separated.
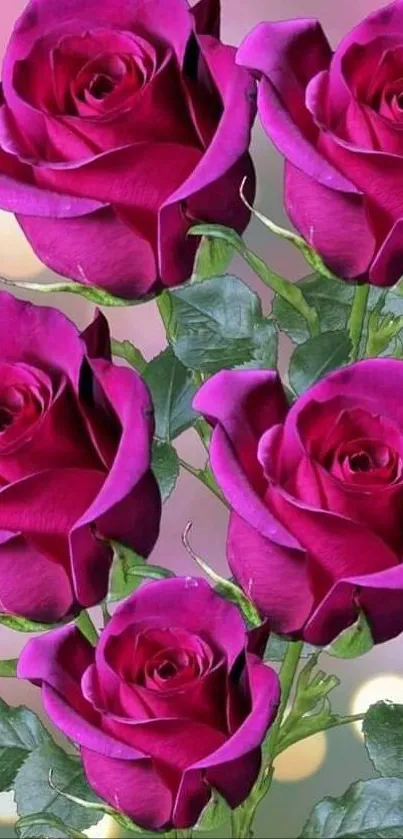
xmin=274 ymin=732 xmax=327 ymax=782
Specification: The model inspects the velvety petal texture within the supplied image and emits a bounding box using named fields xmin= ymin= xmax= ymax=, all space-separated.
xmin=0 ymin=292 xmax=160 ymax=622
xmin=18 ymin=578 xmax=280 ymax=831
xmin=0 ymin=0 xmax=256 ymax=297
xmin=195 ymin=361 xmax=403 ymax=645
xmin=237 ymin=1 xmax=403 ymax=286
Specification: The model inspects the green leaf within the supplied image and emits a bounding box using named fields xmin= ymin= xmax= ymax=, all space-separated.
xmin=363 ymin=702 xmax=403 ymax=778
xmin=0 ymin=614 xmax=64 ymax=632
xmin=15 ymin=742 xmax=102 ymax=837
xmin=264 ymin=634 xmax=317 ymax=663
xmin=289 ymin=330 xmax=351 ymax=395
xmin=159 ymin=275 xmax=278 ymax=374
xmin=15 ymin=814 xmax=88 ymax=839
xmin=0 ymin=277 xmax=143 ymax=307
xmin=45 ymin=784 xmax=143 ymax=834
xmin=302 ymin=778 xmax=403 ymax=838
xmin=273 ymin=274 xmax=354 ymax=345
xmin=191 ymin=234 xmax=233 ymax=282
xmin=152 ymin=440 xmax=179 ymax=502
xmin=196 ymin=790 xmax=230 ymax=831
xmin=189 ymin=224 xmax=320 ymax=336
xmin=327 ymin=611 xmax=374 ymax=659
xmin=108 ymin=541 xmax=174 ymax=604
xmin=111 ymin=339 xmax=147 ymax=373
xmin=0 ymin=698 xmax=50 ymax=794
xmin=143 ymin=348 xmax=197 ymax=440
xmin=0 ymin=659 xmax=18 ymax=677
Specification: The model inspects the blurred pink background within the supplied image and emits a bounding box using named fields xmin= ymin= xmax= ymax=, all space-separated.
xmin=0 ymin=3 xmax=401 ymax=836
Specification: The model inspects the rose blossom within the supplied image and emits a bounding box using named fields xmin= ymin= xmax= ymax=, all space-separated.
xmin=194 ymin=362 xmax=403 ymax=646
xmin=0 ymin=0 xmax=256 ymax=298
xmin=18 ymin=577 xmax=279 ymax=830
xmin=0 ymin=291 xmax=160 ymax=622
xmin=237 ymin=1 xmax=403 ymax=287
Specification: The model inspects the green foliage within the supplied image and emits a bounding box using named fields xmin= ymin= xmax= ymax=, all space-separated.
xmin=15 ymin=743 xmax=102 ymax=837
xmin=188 ymin=225 xmax=319 ymax=335
xmin=108 ymin=541 xmax=174 ymax=604
xmin=327 ymin=611 xmax=374 ymax=660
xmin=158 ymin=275 xmax=277 ymax=375
xmin=0 ymin=615 xmax=64 ymax=633
xmin=111 ymin=339 xmax=147 ymax=373
xmin=0 ymin=659 xmax=18 ymax=677
xmin=0 ymin=278 xmax=141 ymax=307
xmin=152 ymin=440 xmax=179 ymax=502
xmin=0 ymin=699 xmax=50 ymax=794
xmin=302 ymin=778 xmax=403 ymax=837
xmin=363 ymin=702 xmax=403 ymax=779
xmin=276 ymin=655 xmax=340 ymax=755
xmin=264 ymin=634 xmax=317 ymax=663
xmin=191 ymin=234 xmax=233 ymax=282
xmin=289 ymin=331 xmax=351 ymax=394
xmin=143 ymin=348 xmax=197 ymax=440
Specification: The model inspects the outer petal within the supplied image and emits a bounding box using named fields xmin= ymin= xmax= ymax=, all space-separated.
xmin=268 ymin=484 xmax=397 ymax=602
xmin=194 ymin=370 xmax=300 ymax=550
xmin=173 ymin=655 xmax=280 ymax=827
xmin=70 ymin=360 xmax=160 ymax=603
xmin=192 ymin=0 xmax=220 ymax=38
xmin=81 ymin=749 xmax=173 ymax=831
xmin=0 ymin=291 xmax=84 ymax=388
xmin=18 ymin=207 xmax=157 ymax=299
xmin=369 ymin=218 xmax=403 ymax=287
xmin=236 ymin=20 xmax=356 ymax=193
xmin=228 ymin=513 xmax=312 ymax=634
xmin=159 ymin=38 xmax=256 ymax=282
xmin=0 ymin=533 xmax=73 ymax=622
xmin=305 ymin=562 xmax=403 ymax=646
xmin=17 ymin=624 xmax=94 ymax=707
xmin=285 ymin=163 xmax=375 ymax=279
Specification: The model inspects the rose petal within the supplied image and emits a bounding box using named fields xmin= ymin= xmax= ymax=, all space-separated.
xmin=228 ymin=513 xmax=312 ymax=634
xmin=18 ymin=206 xmax=157 ymax=299
xmin=81 ymin=749 xmax=173 ymax=831
xmin=174 ymin=654 xmax=279 ymax=825
xmin=0 ymin=533 xmax=73 ymax=622
xmin=236 ymin=20 xmax=357 ymax=193
xmin=285 ymin=162 xmax=376 ymax=279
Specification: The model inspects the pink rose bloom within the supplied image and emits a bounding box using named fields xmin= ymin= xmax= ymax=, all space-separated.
xmin=19 ymin=578 xmax=279 ymax=830
xmin=0 ymin=292 xmax=160 ymax=622
xmin=195 ymin=362 xmax=403 ymax=646
xmin=237 ymin=1 xmax=403 ymax=286
xmin=0 ymin=0 xmax=256 ymax=298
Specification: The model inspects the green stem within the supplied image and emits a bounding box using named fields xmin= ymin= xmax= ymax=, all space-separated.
xmin=75 ymin=610 xmax=98 ymax=646
xmin=101 ymin=601 xmax=111 ymax=627
xmin=178 ymin=458 xmax=229 ymax=508
xmin=348 ymin=284 xmax=370 ymax=361
xmin=231 ymin=641 xmax=304 ymax=838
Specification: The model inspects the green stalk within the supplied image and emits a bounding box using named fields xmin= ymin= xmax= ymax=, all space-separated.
xmin=231 ymin=641 xmax=304 ymax=838
xmin=347 ymin=284 xmax=370 ymax=361
xmin=75 ymin=610 xmax=98 ymax=646
xmin=178 ymin=458 xmax=229 ymax=508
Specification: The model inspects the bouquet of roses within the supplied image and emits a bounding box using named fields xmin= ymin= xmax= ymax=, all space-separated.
xmin=0 ymin=0 xmax=403 ymax=837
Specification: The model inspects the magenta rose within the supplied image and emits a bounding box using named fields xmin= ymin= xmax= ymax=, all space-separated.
xmin=18 ymin=577 xmax=279 ymax=831
xmin=194 ymin=362 xmax=403 ymax=646
xmin=237 ymin=2 xmax=403 ymax=287
xmin=0 ymin=0 xmax=256 ymax=298
xmin=0 ymin=291 xmax=160 ymax=623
